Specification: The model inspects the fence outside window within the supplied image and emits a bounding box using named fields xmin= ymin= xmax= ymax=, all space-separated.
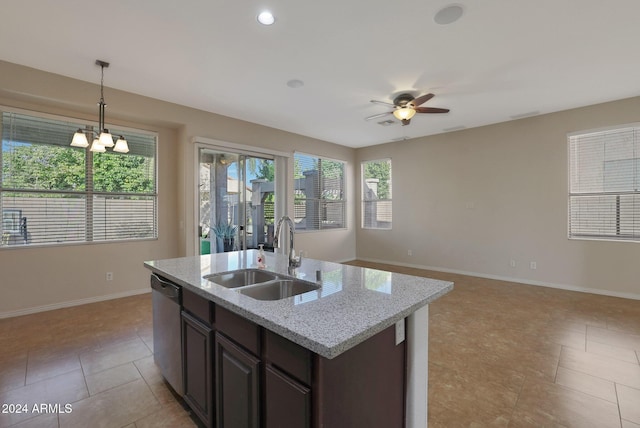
xmin=1 ymin=110 xmax=157 ymax=247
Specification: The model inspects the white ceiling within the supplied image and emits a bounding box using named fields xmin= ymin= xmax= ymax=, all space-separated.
xmin=2 ymin=1 xmax=640 ymax=148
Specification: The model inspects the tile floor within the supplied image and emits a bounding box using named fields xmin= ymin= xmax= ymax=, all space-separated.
xmin=349 ymin=261 xmax=640 ymax=428
xmin=1 ymin=262 xmax=639 ymax=427
xmin=0 ymin=294 xmax=197 ymax=428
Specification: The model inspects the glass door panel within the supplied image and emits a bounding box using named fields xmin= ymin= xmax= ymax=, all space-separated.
xmin=198 ymin=148 xmax=276 ymax=254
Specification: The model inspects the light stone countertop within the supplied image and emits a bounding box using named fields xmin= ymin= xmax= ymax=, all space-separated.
xmin=144 ymin=250 xmax=453 ymax=359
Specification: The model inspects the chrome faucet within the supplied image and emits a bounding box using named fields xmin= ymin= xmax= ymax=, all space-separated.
xmin=274 ymin=215 xmax=302 ymax=269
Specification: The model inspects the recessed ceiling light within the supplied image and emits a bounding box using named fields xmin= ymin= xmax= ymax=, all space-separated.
xmin=257 ymin=11 xmax=275 ymax=25
xmin=434 ymin=4 xmax=464 ymax=25
xmin=286 ymin=79 xmax=304 ymax=89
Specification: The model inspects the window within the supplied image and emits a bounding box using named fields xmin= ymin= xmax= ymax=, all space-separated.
xmin=293 ymin=153 xmax=346 ymax=230
xmin=568 ymin=125 xmax=640 ymax=241
xmin=1 ymin=110 xmax=157 ymax=247
xmin=361 ymin=158 xmax=392 ymax=229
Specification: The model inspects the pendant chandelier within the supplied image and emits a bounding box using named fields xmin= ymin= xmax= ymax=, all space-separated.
xmin=70 ymin=60 xmax=129 ymax=153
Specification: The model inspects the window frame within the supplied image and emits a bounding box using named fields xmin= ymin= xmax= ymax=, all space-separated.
xmin=0 ymin=106 xmax=158 ymax=249
xmin=361 ymin=158 xmax=392 ymax=230
xmin=293 ymin=151 xmax=347 ymax=232
xmin=568 ymin=123 xmax=640 ymax=242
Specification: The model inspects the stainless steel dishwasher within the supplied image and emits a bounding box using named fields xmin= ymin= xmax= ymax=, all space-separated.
xmin=151 ymin=273 xmax=184 ymax=395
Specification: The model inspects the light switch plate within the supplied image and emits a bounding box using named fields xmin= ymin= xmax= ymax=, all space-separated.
xmin=395 ymin=319 xmax=405 ymax=345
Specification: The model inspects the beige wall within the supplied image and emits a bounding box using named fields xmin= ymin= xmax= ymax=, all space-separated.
xmin=356 ymin=96 xmax=640 ymax=299
xmin=2 ymin=58 xmax=638 ymax=316
xmin=0 ymin=61 xmax=356 ymax=316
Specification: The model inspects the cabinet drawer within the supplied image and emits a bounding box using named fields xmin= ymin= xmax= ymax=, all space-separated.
xmin=183 ymin=288 xmax=214 ymax=326
xmin=264 ymin=329 xmax=312 ymax=385
xmin=215 ymin=306 xmax=260 ymax=356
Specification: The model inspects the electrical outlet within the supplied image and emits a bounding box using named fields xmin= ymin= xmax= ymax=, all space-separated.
xmin=530 ymin=262 xmax=537 ymax=270
xmin=106 ymin=272 xmax=113 ymax=281
xmin=510 ymin=259 xmax=516 ymax=268
xmin=408 ymin=249 xmax=413 ymax=256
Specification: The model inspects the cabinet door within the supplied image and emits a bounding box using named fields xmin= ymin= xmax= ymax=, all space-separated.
xmin=215 ymin=332 xmax=260 ymax=428
xmin=182 ymin=311 xmax=213 ymax=428
xmin=265 ymin=365 xmax=311 ymax=428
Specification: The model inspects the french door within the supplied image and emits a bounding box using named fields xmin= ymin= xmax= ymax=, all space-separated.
xmin=198 ymin=147 xmax=276 ymax=254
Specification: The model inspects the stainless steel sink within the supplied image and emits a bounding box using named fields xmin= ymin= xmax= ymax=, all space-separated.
xmin=204 ymin=269 xmax=280 ymax=288
xmin=204 ymin=268 xmax=319 ymax=300
xmin=238 ymin=279 xmax=319 ymax=301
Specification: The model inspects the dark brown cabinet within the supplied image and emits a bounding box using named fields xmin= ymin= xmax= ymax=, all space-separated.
xmin=182 ymin=311 xmax=213 ymax=428
xmin=263 ymin=329 xmax=312 ymax=428
xmin=162 ymin=279 xmax=405 ymax=428
xmin=213 ymin=318 xmax=312 ymax=428
xmin=215 ymin=332 xmax=260 ymax=428
xmin=182 ymin=288 xmax=215 ymax=428
xmin=313 ymin=325 xmax=405 ymax=428
xmin=264 ymin=365 xmax=311 ymax=428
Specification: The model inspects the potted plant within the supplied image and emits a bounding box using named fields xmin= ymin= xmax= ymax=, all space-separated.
xmin=212 ymin=222 xmax=237 ymax=252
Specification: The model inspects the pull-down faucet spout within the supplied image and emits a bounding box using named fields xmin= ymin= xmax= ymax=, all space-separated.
xmin=274 ymin=215 xmax=302 ymax=269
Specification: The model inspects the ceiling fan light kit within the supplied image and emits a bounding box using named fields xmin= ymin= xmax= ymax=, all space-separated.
xmin=366 ymin=92 xmax=449 ymax=126
xmin=393 ymin=107 xmax=416 ymax=121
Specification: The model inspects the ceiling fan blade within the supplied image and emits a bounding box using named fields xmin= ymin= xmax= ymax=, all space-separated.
xmin=365 ymin=111 xmax=393 ymax=121
xmin=412 ymin=93 xmax=435 ymax=107
xmin=415 ymin=107 xmax=450 ymax=114
xmin=370 ymin=100 xmax=396 ymax=108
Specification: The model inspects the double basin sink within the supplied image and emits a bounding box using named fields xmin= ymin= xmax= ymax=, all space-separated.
xmin=204 ymin=269 xmax=319 ymax=301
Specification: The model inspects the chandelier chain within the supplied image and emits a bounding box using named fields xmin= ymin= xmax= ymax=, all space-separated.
xmin=100 ymin=64 xmax=105 ymax=103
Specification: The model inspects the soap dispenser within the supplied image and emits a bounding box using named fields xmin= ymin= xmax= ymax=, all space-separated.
xmin=257 ymin=244 xmax=266 ymax=269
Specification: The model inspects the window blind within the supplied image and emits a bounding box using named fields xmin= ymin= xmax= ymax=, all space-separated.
xmin=1 ymin=110 xmax=157 ymax=247
xmin=293 ymin=153 xmax=346 ymax=230
xmin=568 ymin=126 xmax=640 ymax=240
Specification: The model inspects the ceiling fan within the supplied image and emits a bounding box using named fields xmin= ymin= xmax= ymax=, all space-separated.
xmin=365 ymin=93 xmax=450 ymax=125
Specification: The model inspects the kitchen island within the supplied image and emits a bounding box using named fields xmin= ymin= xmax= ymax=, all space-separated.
xmin=145 ymin=250 xmax=452 ymax=428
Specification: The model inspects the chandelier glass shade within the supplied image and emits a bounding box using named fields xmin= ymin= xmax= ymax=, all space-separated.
xmin=392 ymin=106 xmax=416 ymax=121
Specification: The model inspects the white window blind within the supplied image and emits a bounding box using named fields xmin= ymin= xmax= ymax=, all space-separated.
xmin=362 ymin=158 xmax=392 ymax=229
xmin=568 ymin=125 xmax=640 ymax=241
xmin=1 ymin=110 xmax=157 ymax=247
xmin=293 ymin=153 xmax=346 ymax=230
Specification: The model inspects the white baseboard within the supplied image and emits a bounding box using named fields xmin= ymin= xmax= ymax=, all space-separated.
xmin=0 ymin=288 xmax=151 ymax=319
xmin=354 ymin=257 xmax=640 ymax=301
